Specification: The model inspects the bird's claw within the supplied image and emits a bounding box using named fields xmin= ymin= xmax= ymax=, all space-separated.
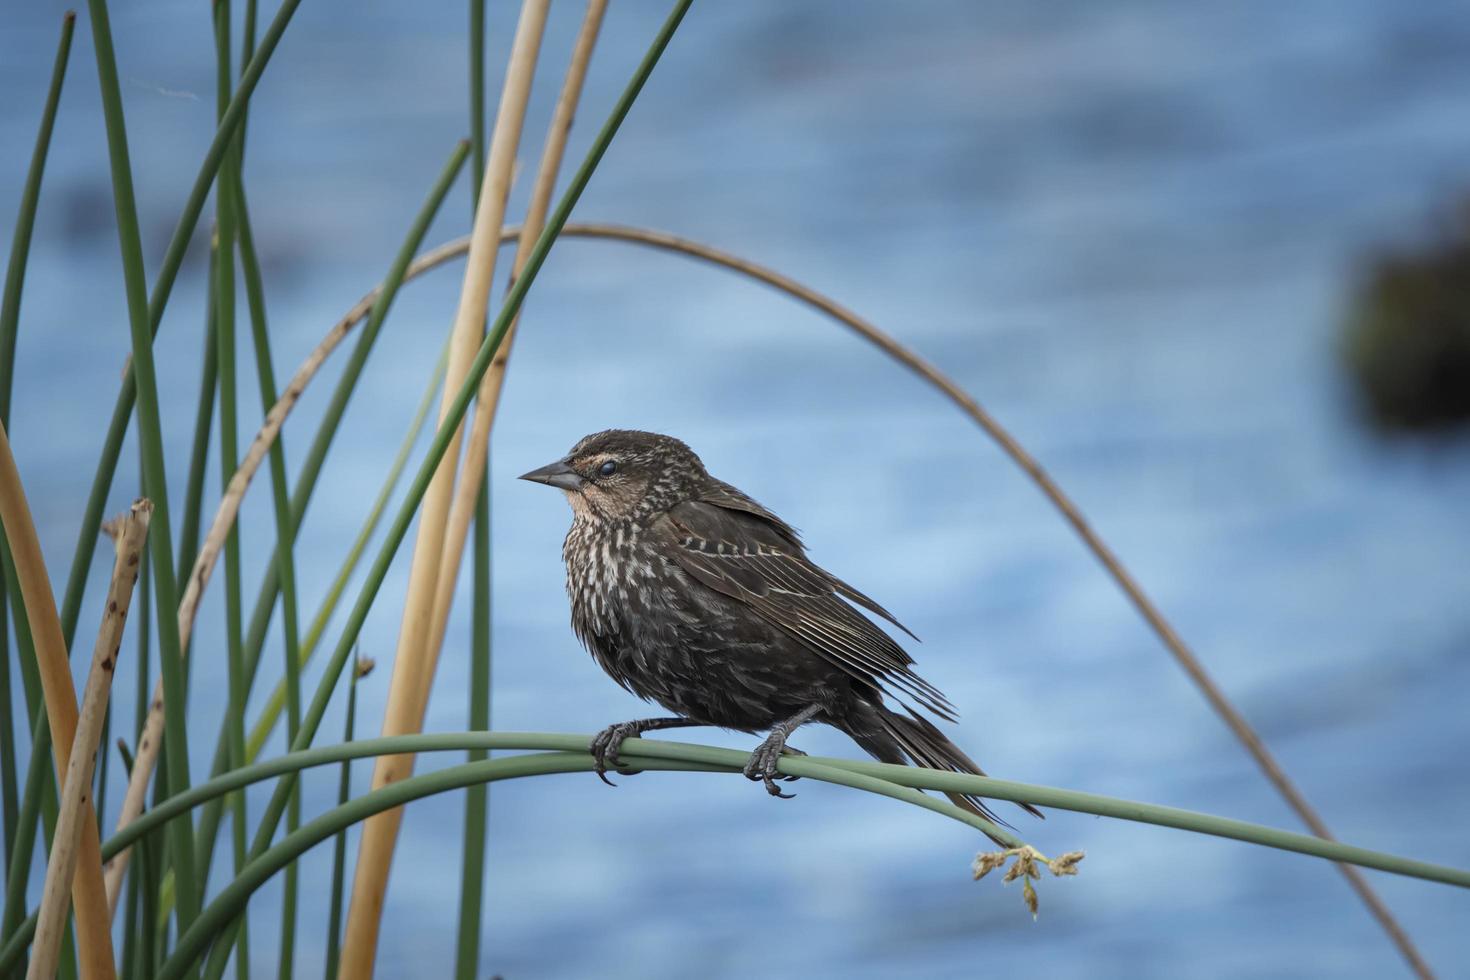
xmin=745 ymin=736 xmax=797 ymax=799
xmin=589 ymin=722 xmax=643 ymax=785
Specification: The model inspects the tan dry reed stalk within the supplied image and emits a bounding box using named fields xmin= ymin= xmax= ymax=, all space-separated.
xmin=339 ymin=0 xmax=553 ymax=973
xmin=28 ymin=499 xmax=150 ymax=980
xmin=95 ymin=222 xmax=1426 ymax=974
xmin=0 ymin=421 xmax=117 ymax=978
xmin=420 ymin=0 xmax=608 ymax=786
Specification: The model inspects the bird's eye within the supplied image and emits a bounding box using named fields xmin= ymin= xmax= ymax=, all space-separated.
xmin=598 ymin=460 xmax=618 ymax=477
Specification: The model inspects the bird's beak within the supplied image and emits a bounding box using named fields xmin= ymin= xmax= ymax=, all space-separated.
xmin=518 ymin=459 xmax=584 ymax=492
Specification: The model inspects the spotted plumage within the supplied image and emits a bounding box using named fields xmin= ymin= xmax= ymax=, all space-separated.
xmin=521 ymin=429 xmax=1038 ymax=839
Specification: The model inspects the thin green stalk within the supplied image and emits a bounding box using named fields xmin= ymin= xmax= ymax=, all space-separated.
xmin=469 ymin=0 xmax=487 ymax=199
xmin=203 ymin=7 xmax=694 ymax=968
xmin=0 ymin=535 xmax=73 ymax=977
xmin=244 ymin=339 xmax=447 ymax=762
xmin=0 ymin=713 xmax=46 ymax=945
xmin=0 ymin=11 xmax=74 ymax=419
xmin=56 ymin=0 xmax=303 ymax=655
xmin=189 ymin=144 xmax=470 ymax=881
xmin=0 ymin=541 xmax=39 ymax=726
xmin=135 ymin=831 xmax=157 ymax=979
xmin=207 ymin=8 xmax=255 ymax=980
xmin=239 ymin=0 xmax=258 ymax=146
xmin=0 ymin=575 xmax=12 ymax=884
xmin=175 ymin=292 xmax=219 ymax=593
xmin=84 ymin=0 xmax=201 ymax=937
xmin=0 ymin=568 xmax=13 ymax=883
xmin=120 ymin=743 xmax=140 ymax=980
xmin=323 ymin=652 xmax=362 ymax=980
xmin=455 ymin=8 xmax=491 ymax=973
xmin=0 ymin=13 xmax=75 ymax=870
xmin=0 ymin=541 xmax=60 ymax=949
xmin=234 ymin=179 xmax=304 ymax=980
xmin=148 ymin=742 xmax=171 ymax=971
xmin=232 ymin=12 xmax=262 ymax=965
xmin=453 ymin=480 xmax=491 ymax=980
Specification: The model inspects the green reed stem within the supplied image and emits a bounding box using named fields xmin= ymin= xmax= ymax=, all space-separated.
xmin=85 ymin=0 xmax=202 ymax=936
xmin=0 ymin=13 xmax=75 ymax=877
xmin=175 ymin=297 xmax=219 ymax=595
xmin=455 ymin=9 xmax=491 ymax=972
xmin=453 ymin=480 xmax=492 ymax=980
xmin=234 ymin=181 xmax=305 ymax=980
xmin=323 ymin=652 xmax=363 ymax=980
xmin=210 ymin=5 xmax=255 ymax=977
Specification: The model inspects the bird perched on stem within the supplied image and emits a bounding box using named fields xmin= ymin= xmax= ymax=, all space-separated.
xmin=520 ymin=429 xmax=1039 ymax=841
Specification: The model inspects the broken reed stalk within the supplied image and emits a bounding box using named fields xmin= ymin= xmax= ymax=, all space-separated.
xmin=339 ymin=0 xmax=552 ymax=971
xmin=28 ymin=499 xmax=150 ymax=980
xmin=0 ymin=422 xmax=116 ymax=977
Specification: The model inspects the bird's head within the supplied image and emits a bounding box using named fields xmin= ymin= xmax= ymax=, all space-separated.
xmin=518 ymin=429 xmax=707 ymax=523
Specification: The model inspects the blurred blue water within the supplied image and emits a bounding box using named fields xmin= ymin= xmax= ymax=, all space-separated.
xmin=3 ymin=2 xmax=1470 ymax=977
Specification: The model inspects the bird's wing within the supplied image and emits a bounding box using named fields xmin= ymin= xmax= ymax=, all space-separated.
xmin=694 ymin=481 xmax=917 ymax=640
xmin=660 ymin=498 xmax=956 ymax=721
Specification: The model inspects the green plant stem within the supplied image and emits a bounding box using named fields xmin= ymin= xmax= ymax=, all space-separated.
xmin=202 ymin=8 xmax=692 ymax=967
xmin=207 ymin=10 xmax=261 ymax=980
xmin=455 ymin=7 xmax=491 ymax=972
xmin=0 ymin=542 xmax=60 ymax=948
xmin=323 ymin=654 xmax=361 ymax=980
xmin=453 ymin=480 xmax=491 ymax=980
xmin=85 ymin=0 xmax=202 ymax=938
xmin=0 ymin=12 xmax=75 ymax=876
xmin=469 ymin=0 xmax=487 ymax=194
xmin=0 ymin=10 xmax=74 ymax=421
xmin=175 ymin=298 xmax=219 ymax=593
xmin=234 ymin=182 xmax=304 ymax=980
xmin=0 ymin=712 xmax=46 ymax=946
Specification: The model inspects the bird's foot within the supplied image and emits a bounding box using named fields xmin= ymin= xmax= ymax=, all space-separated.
xmin=589 ymin=721 xmax=647 ymax=786
xmin=744 ymin=734 xmax=798 ymax=798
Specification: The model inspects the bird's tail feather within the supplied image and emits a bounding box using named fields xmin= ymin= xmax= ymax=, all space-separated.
xmin=874 ymin=707 xmax=1042 ymax=843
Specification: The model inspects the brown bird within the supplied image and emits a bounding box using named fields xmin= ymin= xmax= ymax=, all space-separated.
xmin=520 ymin=429 xmax=1038 ymax=839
